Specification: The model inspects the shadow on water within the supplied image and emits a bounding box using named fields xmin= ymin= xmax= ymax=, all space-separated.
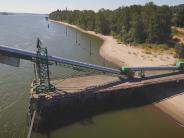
xmin=36 ymin=72 xmax=184 ymax=136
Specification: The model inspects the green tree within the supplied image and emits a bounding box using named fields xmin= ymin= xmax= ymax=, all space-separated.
xmin=175 ymin=44 xmax=184 ymax=58
xmin=49 ymin=2 xmax=172 ymax=44
xmin=156 ymin=6 xmax=172 ymax=42
xmin=175 ymin=8 xmax=184 ymax=27
xmin=129 ymin=14 xmax=145 ymax=43
xmin=142 ymin=3 xmax=171 ymax=43
xmin=95 ymin=9 xmax=110 ymax=34
xmin=119 ymin=8 xmax=131 ymax=42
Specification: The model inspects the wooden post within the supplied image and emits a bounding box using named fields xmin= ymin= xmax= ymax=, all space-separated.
xmin=90 ymin=40 xmax=92 ymax=56
xmin=76 ymin=32 xmax=78 ymax=44
xmin=66 ymin=26 xmax=68 ymax=36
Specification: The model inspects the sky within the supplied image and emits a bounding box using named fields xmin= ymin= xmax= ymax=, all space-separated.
xmin=0 ymin=0 xmax=183 ymax=14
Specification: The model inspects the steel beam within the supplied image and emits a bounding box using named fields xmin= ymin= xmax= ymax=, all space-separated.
xmin=0 ymin=45 xmax=121 ymax=75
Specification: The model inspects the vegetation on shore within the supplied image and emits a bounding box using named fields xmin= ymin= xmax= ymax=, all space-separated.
xmin=49 ymin=2 xmax=184 ymax=58
xmin=171 ymin=4 xmax=184 ymax=27
xmin=175 ymin=43 xmax=184 ymax=58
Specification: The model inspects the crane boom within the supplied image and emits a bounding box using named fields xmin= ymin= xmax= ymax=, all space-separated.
xmin=0 ymin=45 xmax=121 ymax=75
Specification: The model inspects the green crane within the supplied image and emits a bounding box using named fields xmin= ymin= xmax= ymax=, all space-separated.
xmin=33 ymin=38 xmax=55 ymax=93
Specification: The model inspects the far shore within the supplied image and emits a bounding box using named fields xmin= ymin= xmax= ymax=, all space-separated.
xmin=49 ymin=19 xmax=184 ymax=126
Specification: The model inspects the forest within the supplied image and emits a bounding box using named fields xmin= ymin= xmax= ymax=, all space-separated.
xmin=49 ymin=2 xmax=184 ymax=57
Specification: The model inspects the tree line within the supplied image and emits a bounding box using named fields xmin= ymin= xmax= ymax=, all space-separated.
xmin=49 ymin=2 xmax=184 ymax=57
xmin=172 ymin=6 xmax=184 ymax=27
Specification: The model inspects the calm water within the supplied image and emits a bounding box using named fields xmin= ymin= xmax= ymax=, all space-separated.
xmin=0 ymin=15 xmax=184 ymax=138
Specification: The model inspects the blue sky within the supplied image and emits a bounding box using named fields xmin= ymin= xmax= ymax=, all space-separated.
xmin=0 ymin=0 xmax=183 ymax=14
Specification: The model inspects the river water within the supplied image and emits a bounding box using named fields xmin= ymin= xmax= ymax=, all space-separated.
xmin=0 ymin=15 xmax=184 ymax=138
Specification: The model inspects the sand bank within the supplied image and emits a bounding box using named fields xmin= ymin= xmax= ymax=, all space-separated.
xmin=172 ymin=27 xmax=184 ymax=44
xmin=49 ymin=19 xmax=184 ymax=126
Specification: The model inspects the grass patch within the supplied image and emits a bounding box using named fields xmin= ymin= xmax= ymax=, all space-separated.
xmin=177 ymin=59 xmax=184 ymax=62
xmin=111 ymin=28 xmax=180 ymax=56
xmin=134 ymin=43 xmax=175 ymax=55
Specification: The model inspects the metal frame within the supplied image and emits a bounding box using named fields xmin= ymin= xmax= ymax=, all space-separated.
xmin=34 ymin=38 xmax=55 ymax=93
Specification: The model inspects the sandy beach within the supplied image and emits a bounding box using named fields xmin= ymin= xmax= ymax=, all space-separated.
xmin=49 ymin=19 xmax=184 ymax=126
xmin=172 ymin=27 xmax=184 ymax=44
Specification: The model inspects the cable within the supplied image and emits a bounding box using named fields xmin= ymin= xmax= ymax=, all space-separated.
xmin=27 ymin=110 xmax=36 ymax=138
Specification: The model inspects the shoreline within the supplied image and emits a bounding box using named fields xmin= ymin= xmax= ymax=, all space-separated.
xmin=50 ymin=19 xmax=176 ymax=67
xmin=49 ymin=19 xmax=184 ymax=126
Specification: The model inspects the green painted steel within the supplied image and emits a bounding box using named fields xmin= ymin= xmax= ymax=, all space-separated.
xmin=176 ymin=61 xmax=184 ymax=70
xmin=120 ymin=67 xmax=130 ymax=74
xmin=33 ymin=38 xmax=55 ymax=93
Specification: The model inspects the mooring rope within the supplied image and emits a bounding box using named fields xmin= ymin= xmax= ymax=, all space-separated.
xmin=35 ymin=109 xmax=42 ymax=132
xmin=27 ymin=110 xmax=36 ymax=138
